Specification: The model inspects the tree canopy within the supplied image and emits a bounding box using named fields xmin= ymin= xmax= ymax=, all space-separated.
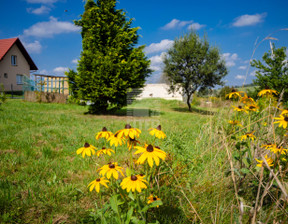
xmin=70 ymin=0 xmax=151 ymax=113
xmin=251 ymin=44 xmax=288 ymax=101
xmin=163 ymin=31 xmax=227 ymax=111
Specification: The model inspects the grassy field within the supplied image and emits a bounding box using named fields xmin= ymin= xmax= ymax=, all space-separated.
xmin=1 ymin=97 xmax=286 ymax=223
xmin=1 ymin=99 xmax=231 ymax=223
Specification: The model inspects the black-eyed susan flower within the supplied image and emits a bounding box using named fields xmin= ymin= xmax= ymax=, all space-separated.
xmin=240 ymin=95 xmax=255 ymax=104
xmin=258 ymin=87 xmax=278 ymax=97
xmin=96 ymin=127 xmax=113 ymax=140
xmin=261 ymin=143 xmax=274 ymax=150
xmin=88 ymin=177 xmax=109 ymax=193
xmin=76 ymin=143 xmax=96 ymax=158
xmin=98 ymin=162 xmax=124 ymax=180
xmin=107 ymin=134 xmax=125 ymax=147
xmin=228 ymin=120 xmax=243 ymax=127
xmin=240 ymin=131 xmax=256 ymax=141
xmin=269 ymin=145 xmax=287 ymax=155
xmin=232 ymin=105 xmax=247 ymax=113
xmin=147 ymin=195 xmax=161 ymax=207
xmin=280 ymin=109 xmax=288 ymax=116
xmin=115 ymin=124 xmax=141 ymax=139
xmin=135 ymin=144 xmax=166 ymax=167
xmin=245 ymin=104 xmax=259 ymax=112
xmin=149 ymin=125 xmax=166 ymax=139
xmin=127 ymin=137 xmax=140 ymax=151
xmin=274 ymin=114 xmax=288 ymax=129
xmin=226 ymin=89 xmax=244 ymax=99
xmin=120 ymin=175 xmax=147 ymax=193
xmin=255 ymin=155 xmax=274 ymax=167
xmin=96 ymin=147 xmax=115 ymax=157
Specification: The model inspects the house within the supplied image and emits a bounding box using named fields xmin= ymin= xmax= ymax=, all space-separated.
xmin=0 ymin=38 xmax=38 ymax=92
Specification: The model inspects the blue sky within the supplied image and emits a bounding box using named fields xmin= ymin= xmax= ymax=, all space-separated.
xmin=1 ymin=0 xmax=288 ymax=87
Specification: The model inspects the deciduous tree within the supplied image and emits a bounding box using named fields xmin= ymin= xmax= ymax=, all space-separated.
xmin=163 ymin=31 xmax=227 ymax=111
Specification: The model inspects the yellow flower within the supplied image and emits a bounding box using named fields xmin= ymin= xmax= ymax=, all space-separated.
xmin=280 ymin=109 xmax=288 ymax=116
xmin=115 ymin=124 xmax=141 ymax=139
xmin=228 ymin=120 xmax=243 ymax=127
xmin=96 ymin=127 xmax=113 ymax=140
xmin=269 ymin=145 xmax=287 ymax=155
xmin=226 ymin=89 xmax=244 ymax=99
xmin=135 ymin=144 xmax=166 ymax=167
xmin=87 ymin=177 xmax=109 ymax=193
xmin=147 ymin=195 xmax=161 ymax=207
xmin=245 ymin=103 xmax=259 ymax=112
xmin=107 ymin=134 xmax=125 ymax=147
xmin=255 ymin=155 xmax=274 ymax=167
xmin=261 ymin=143 xmax=274 ymax=150
xmin=274 ymin=114 xmax=288 ymax=129
xmin=76 ymin=143 xmax=96 ymax=158
xmin=149 ymin=125 xmax=167 ymax=139
xmin=127 ymin=137 xmax=140 ymax=151
xmin=232 ymin=105 xmax=247 ymax=113
xmin=240 ymin=95 xmax=255 ymax=104
xmin=96 ymin=147 xmax=115 ymax=157
xmin=240 ymin=131 xmax=256 ymax=141
xmin=98 ymin=162 xmax=124 ymax=180
xmin=120 ymin=175 xmax=147 ymax=193
xmin=258 ymin=88 xmax=278 ymax=97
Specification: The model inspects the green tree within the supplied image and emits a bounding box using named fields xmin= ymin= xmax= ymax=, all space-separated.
xmin=74 ymin=0 xmax=151 ymax=113
xmin=251 ymin=45 xmax=288 ymax=101
xmin=163 ymin=31 xmax=227 ymax=111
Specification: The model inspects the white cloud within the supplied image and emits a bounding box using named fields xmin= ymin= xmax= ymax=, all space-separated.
xmin=250 ymin=70 xmax=256 ymax=76
xmin=26 ymin=0 xmax=58 ymax=3
xmin=23 ymin=16 xmax=80 ymax=38
xmin=238 ymin=65 xmax=247 ymax=70
xmin=222 ymin=53 xmax=239 ymax=67
xmin=162 ymin=19 xmax=193 ymax=30
xmin=232 ymin=13 xmax=266 ymax=27
xmin=145 ymin=39 xmax=173 ymax=54
xmin=71 ymin=59 xmax=78 ymax=64
xmin=39 ymin=69 xmax=49 ymax=75
xmin=23 ymin=40 xmax=42 ymax=54
xmin=27 ymin=5 xmax=51 ymax=15
xmin=188 ymin=23 xmax=205 ymax=30
xmin=149 ymin=52 xmax=166 ymax=72
xmin=235 ymin=75 xmax=245 ymax=79
xmin=53 ymin=67 xmax=69 ymax=75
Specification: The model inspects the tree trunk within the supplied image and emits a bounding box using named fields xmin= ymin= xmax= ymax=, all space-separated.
xmin=187 ymin=94 xmax=191 ymax=111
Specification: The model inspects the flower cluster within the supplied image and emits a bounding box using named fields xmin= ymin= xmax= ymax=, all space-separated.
xmin=76 ymin=124 xmax=167 ymax=208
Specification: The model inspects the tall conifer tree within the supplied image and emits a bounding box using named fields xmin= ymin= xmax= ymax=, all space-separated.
xmin=74 ymin=0 xmax=151 ymax=113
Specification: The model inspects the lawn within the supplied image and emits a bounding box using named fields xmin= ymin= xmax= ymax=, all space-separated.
xmin=1 ymin=99 xmax=230 ymax=223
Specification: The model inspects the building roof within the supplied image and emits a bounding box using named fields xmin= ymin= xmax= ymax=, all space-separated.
xmin=0 ymin=37 xmax=38 ymax=70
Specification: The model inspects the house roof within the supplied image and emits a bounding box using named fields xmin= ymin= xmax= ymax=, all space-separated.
xmin=0 ymin=37 xmax=38 ymax=70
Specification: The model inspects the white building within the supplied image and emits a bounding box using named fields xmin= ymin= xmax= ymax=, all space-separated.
xmin=136 ymin=83 xmax=183 ymax=101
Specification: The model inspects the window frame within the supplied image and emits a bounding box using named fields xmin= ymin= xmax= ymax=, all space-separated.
xmin=11 ymin=55 xmax=17 ymax=66
xmin=16 ymin=74 xmax=23 ymax=85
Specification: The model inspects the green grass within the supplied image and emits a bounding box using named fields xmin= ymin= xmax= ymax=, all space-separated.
xmin=0 ymin=99 xmax=235 ymax=223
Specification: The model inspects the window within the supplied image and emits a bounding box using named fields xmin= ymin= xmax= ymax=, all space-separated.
xmin=4 ymin=73 xmax=8 ymax=78
xmin=16 ymin=74 xmax=23 ymax=85
xmin=11 ymin=55 xmax=17 ymax=66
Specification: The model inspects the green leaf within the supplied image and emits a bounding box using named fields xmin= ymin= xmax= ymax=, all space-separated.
xmin=110 ymin=195 xmax=119 ymax=214
xmin=240 ymin=168 xmax=250 ymax=174
xmin=128 ymin=191 xmax=135 ymax=201
xmin=126 ymin=168 xmax=132 ymax=177
xmin=125 ymin=207 xmax=134 ymax=224
xmin=148 ymin=200 xmax=163 ymax=208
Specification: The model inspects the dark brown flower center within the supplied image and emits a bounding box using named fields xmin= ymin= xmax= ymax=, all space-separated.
xmin=153 ymin=197 xmax=157 ymax=201
xmin=231 ymin=88 xmax=236 ymax=92
xmin=147 ymin=144 xmax=154 ymax=152
xmin=102 ymin=147 xmax=106 ymax=149
xmin=109 ymin=163 xmax=115 ymax=169
xmin=139 ymin=173 xmax=144 ymax=177
xmin=102 ymin=127 xmax=107 ymax=132
xmin=96 ymin=178 xmax=100 ymax=182
xmin=156 ymin=125 xmax=162 ymax=130
xmin=284 ymin=116 xmax=288 ymax=122
xmin=84 ymin=142 xmax=90 ymax=148
xmin=125 ymin=124 xmax=132 ymax=129
xmin=238 ymin=106 xmax=242 ymax=109
xmin=131 ymin=175 xmax=137 ymax=181
xmin=265 ymin=85 xmax=270 ymax=90
xmin=249 ymin=106 xmax=256 ymax=109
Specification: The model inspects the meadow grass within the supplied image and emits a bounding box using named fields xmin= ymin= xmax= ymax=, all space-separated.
xmin=2 ymin=97 xmax=285 ymax=223
xmin=1 ymin=99 xmax=228 ymax=223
